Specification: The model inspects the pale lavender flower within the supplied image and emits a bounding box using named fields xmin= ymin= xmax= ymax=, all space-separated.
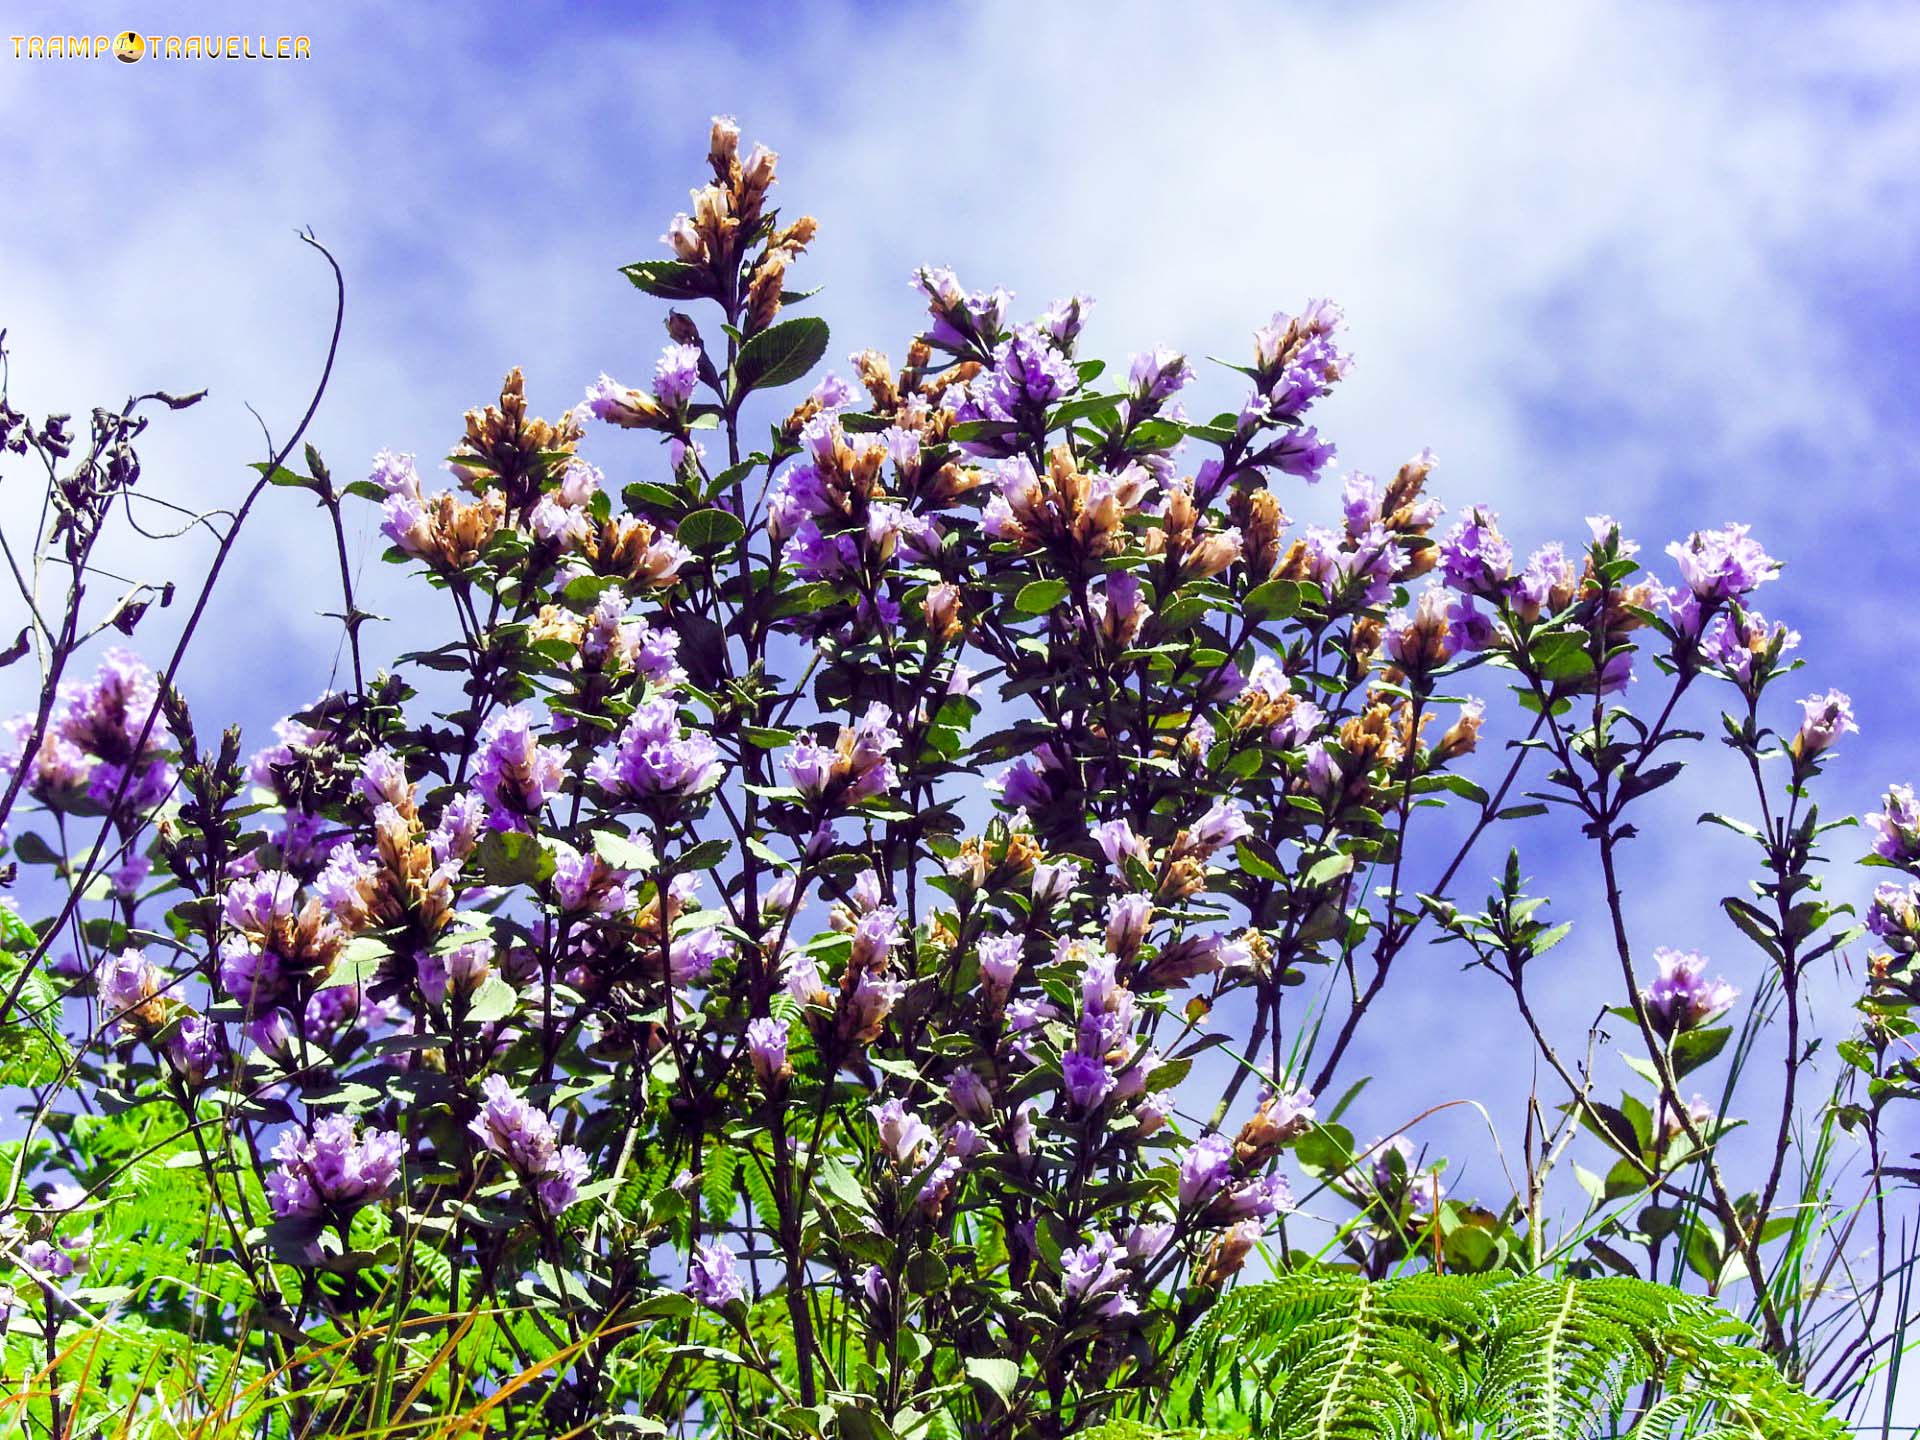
xmin=1793 ymin=690 xmax=1856 ymax=759
xmin=1438 ymin=506 xmax=1512 ymax=598
xmin=1061 ymin=1231 xmax=1136 ymax=1318
xmin=1222 ymin=1171 xmax=1294 ymax=1221
xmin=474 ymin=707 xmax=565 ymax=832
xmin=808 ymin=371 xmax=857 ymax=409
xmin=1136 ymin=1091 xmax=1175 ymax=1137
xmin=747 ymin=1016 xmax=791 ymax=1085
xmin=1867 ymin=784 xmax=1920 ymax=866
xmin=1178 ymin=1133 xmax=1234 ymax=1210
xmin=870 ymin=1098 xmax=934 ymax=1167
xmin=265 ymin=1115 xmax=402 ymax=1219
xmin=417 ymin=939 xmax=496 ymax=1008
xmin=948 ymin=1067 xmax=993 ymax=1121
xmin=591 ymin=699 xmax=723 ymax=800
xmin=1186 ymin=799 xmax=1252 ymax=857
xmin=1667 ymin=523 xmax=1780 ymax=602
xmin=686 ymin=1241 xmax=746 ymax=1309
xmin=539 ymin=1146 xmax=588 ymax=1212
xmin=1129 ymin=346 xmax=1193 ymax=403
xmin=1030 ymin=861 xmax=1075 ymax=909
xmin=1868 ymin=881 xmax=1920 ymax=950
xmin=670 ymin=927 xmax=732 ymax=986
xmin=653 ymin=343 xmax=702 ymax=408
xmin=978 ymin=934 xmax=1023 ymax=1000
xmin=1644 ymin=947 xmax=1738 ymax=1037
xmin=1095 ymin=818 xmax=1148 ymax=871
xmin=1105 ymin=893 xmax=1154 ymax=959
xmin=470 ymin=1074 xmax=558 ymax=1174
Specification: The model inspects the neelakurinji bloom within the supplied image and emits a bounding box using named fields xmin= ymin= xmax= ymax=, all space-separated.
xmin=1791 ymin=689 xmax=1856 ymax=761
xmin=474 ymin=706 xmax=566 ymax=831
xmin=686 ymin=1241 xmax=746 ymax=1310
xmin=1668 ymin=522 xmax=1781 ymax=602
xmin=1644 ymin=948 xmax=1739 ymax=1038
xmin=590 ymin=697 xmax=724 ymax=800
xmin=265 ymin=1115 xmax=403 ymax=1220
xmin=469 ymin=1075 xmax=588 ymax=1212
xmin=1868 ymin=784 xmax=1920 ymax=866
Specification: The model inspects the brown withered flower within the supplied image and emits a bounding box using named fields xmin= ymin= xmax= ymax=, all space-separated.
xmin=455 ymin=368 xmax=583 ymax=512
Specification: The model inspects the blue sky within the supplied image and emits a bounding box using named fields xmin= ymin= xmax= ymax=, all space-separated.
xmin=4 ymin=0 xmax=1920 ymax=1234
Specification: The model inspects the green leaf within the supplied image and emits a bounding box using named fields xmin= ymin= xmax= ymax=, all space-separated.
xmin=1014 ymin=579 xmax=1070 ymax=615
xmin=965 ymin=1356 xmax=1021 ymax=1405
xmin=473 ymin=830 xmax=555 ymax=888
xmin=734 ymin=316 xmax=830 ymax=396
xmin=592 ymin=830 xmax=659 ymax=872
xmin=462 ymin=976 xmax=518 ymax=1024
xmin=1670 ymin=1025 xmax=1730 ymax=1078
xmin=621 ymin=259 xmax=710 ymax=300
xmin=676 ymin=509 xmax=745 ymax=552
xmin=1244 ymin=578 xmax=1303 ymax=622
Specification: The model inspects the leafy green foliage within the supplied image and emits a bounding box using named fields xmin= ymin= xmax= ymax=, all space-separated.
xmin=1168 ymin=1272 xmax=1841 ymax=1440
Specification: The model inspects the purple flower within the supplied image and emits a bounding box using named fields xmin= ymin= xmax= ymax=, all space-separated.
xmin=1129 ymin=346 xmax=1193 ymax=404
xmin=53 ymin=648 xmax=175 ymax=814
xmin=978 ymin=934 xmax=1023 ymax=1000
xmin=1700 ymin=608 xmax=1797 ymax=685
xmin=1105 ymin=893 xmax=1154 ymax=960
xmin=219 ymin=941 xmax=284 ymax=1011
xmin=417 ymin=939 xmax=496 ymax=1008
xmin=670 ymin=927 xmax=732 ymax=986
xmin=1302 ymin=741 xmax=1341 ymax=800
xmin=1064 ymin=1051 xmax=1117 ymax=1112
xmin=1667 ymin=523 xmax=1780 ymax=602
xmin=225 ymin=870 xmax=299 ymax=936
xmin=1867 ymin=784 xmax=1920 ymax=866
xmin=783 ymin=704 xmax=901 ymax=805
xmin=474 ymin=707 xmax=565 ymax=831
xmin=166 ymin=1013 xmax=218 ymax=1086
xmin=553 ymin=849 xmax=633 ymax=915
xmin=1644 ymin=947 xmax=1738 ymax=1037
xmin=539 ymin=1146 xmax=588 ymax=1212
xmin=470 ymin=1075 xmax=553 ymax=1170
xmin=1792 ymin=689 xmax=1855 ymax=759
xmin=1040 ymin=294 xmax=1094 ymax=350
xmin=1061 ymin=1231 xmax=1136 ymax=1318
xmin=808 ymin=371 xmax=857 ymax=409
xmin=1178 ymin=1133 xmax=1234 ymax=1210
xmin=265 ymin=1115 xmax=402 ymax=1219
xmin=996 ymin=758 xmax=1052 ymax=812
xmin=686 ymin=1241 xmax=746 ymax=1309
xmin=1185 ymin=799 xmax=1252 ymax=859
xmin=870 ymin=1098 xmax=934 ymax=1167
xmin=1438 ymin=506 xmax=1513 ymax=598
xmin=1136 ymin=1090 xmax=1174 ymax=1136
xmin=948 ymin=1067 xmax=993 ymax=1121
xmin=1222 ymin=1171 xmax=1294 ymax=1221
xmin=94 ymin=948 xmax=164 ymax=1036
xmin=653 ymin=343 xmax=702 ymax=409
xmin=1030 ymin=861 xmax=1074 ymax=909
xmin=1868 ymin=881 xmax=1920 ymax=950
xmin=591 ymin=699 xmax=723 ymax=800
xmin=1095 ymin=819 xmax=1148 ymax=871
xmin=748 ymin=1017 xmax=791 ymax=1085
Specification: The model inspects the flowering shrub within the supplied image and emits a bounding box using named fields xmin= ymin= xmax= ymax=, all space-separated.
xmin=0 ymin=119 xmax=1910 ymax=1437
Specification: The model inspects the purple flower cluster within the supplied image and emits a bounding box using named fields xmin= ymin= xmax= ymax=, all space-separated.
xmin=1868 ymin=785 xmax=1920 ymax=866
xmin=1644 ymin=947 xmax=1738 ymax=1037
xmin=265 ymin=1115 xmax=403 ymax=1219
xmin=474 ymin=707 xmax=566 ymax=832
xmin=686 ymin=1240 xmax=746 ymax=1309
xmin=2 ymin=648 xmax=175 ymax=814
xmin=469 ymin=1075 xmax=588 ymax=1212
xmin=590 ymin=698 xmax=724 ymax=801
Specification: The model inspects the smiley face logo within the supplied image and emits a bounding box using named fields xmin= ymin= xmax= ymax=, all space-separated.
xmin=112 ymin=31 xmax=145 ymax=63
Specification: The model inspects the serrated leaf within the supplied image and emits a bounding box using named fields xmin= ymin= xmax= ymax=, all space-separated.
xmin=734 ymin=316 xmax=829 ymax=396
